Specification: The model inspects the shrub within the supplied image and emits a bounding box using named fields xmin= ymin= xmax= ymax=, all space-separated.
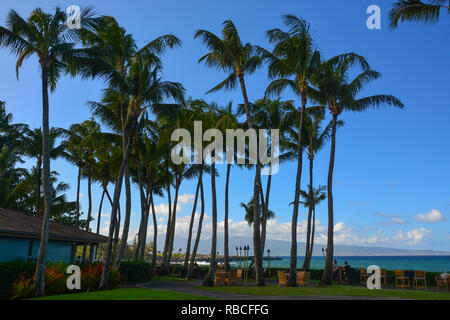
xmin=81 ymin=264 xmax=102 ymax=292
xmin=45 ymin=263 xmax=69 ymax=295
xmin=118 ymin=261 xmax=152 ymax=284
xmin=0 ymin=261 xmax=35 ymax=300
xmin=9 ymin=278 xmax=34 ymax=300
xmin=1 ymin=261 xmax=121 ymax=299
xmin=109 ymin=267 xmax=121 ymax=289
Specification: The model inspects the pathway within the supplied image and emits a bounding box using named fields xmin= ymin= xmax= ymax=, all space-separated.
xmin=138 ymin=280 xmax=406 ymax=300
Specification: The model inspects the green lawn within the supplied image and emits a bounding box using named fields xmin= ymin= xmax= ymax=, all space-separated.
xmin=197 ymin=285 xmax=450 ymax=300
xmin=30 ymin=288 xmax=214 ymax=300
xmin=152 ymin=275 xmax=195 ymax=282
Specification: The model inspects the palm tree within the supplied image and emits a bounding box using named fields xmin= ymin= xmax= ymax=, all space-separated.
xmin=195 ymin=20 xmax=266 ymax=286
xmin=186 ymin=164 xmax=207 ymax=279
xmin=310 ymin=54 xmax=404 ymax=285
xmin=245 ymin=98 xmax=294 ymax=253
xmin=299 ymin=185 xmax=326 ymax=267
xmin=198 ymin=101 xmax=220 ymax=287
xmin=75 ymin=16 xmax=184 ymax=288
xmin=0 ymin=7 xmax=95 ymax=296
xmin=23 ymin=128 xmax=66 ymax=215
xmin=183 ymin=101 xmax=210 ymax=279
xmin=285 ymin=111 xmax=337 ymax=270
xmin=216 ymin=101 xmax=240 ymax=271
xmin=389 ymin=0 xmax=449 ymax=28
xmin=240 ymin=198 xmax=275 ymax=225
xmin=0 ymin=101 xmax=29 ymax=153
xmin=259 ymin=15 xmax=321 ymax=286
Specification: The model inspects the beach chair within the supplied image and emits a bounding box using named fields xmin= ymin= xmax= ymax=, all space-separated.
xmin=435 ymin=275 xmax=449 ymax=292
xmin=226 ymin=269 xmax=238 ymax=286
xmin=277 ymin=271 xmax=287 ymax=288
xmin=394 ymin=270 xmax=410 ymax=289
xmin=236 ymin=269 xmax=243 ymax=284
xmin=214 ymin=272 xmax=226 ymax=286
xmin=413 ymin=271 xmax=427 ymax=290
xmin=297 ymin=271 xmax=310 ymax=287
xmin=359 ymin=268 xmax=367 ymax=286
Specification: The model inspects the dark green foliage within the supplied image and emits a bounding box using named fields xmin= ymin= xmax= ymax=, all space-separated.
xmin=118 ymin=261 xmax=153 ymax=284
xmin=0 ymin=261 xmax=35 ymax=299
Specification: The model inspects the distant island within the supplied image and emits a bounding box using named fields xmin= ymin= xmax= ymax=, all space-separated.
xmin=165 ymin=236 xmax=450 ymax=257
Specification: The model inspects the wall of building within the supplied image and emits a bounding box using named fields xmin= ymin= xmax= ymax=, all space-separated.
xmin=0 ymin=237 xmax=73 ymax=263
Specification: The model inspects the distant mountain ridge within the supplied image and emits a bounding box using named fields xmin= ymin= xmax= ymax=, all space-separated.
xmin=154 ymin=235 xmax=450 ymax=256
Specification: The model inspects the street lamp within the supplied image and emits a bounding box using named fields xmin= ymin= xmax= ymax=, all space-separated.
xmin=239 ymin=246 xmax=242 ymax=268
xmin=244 ymin=245 xmax=250 ymax=287
xmin=267 ymin=249 xmax=271 ymax=277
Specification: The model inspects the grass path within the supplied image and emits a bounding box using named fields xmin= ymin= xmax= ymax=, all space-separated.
xmin=30 ymin=288 xmax=214 ymax=300
xmin=197 ymin=284 xmax=450 ymax=300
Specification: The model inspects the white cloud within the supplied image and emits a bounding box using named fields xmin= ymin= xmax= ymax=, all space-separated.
xmin=394 ymin=228 xmax=433 ymax=245
xmin=153 ymin=202 xmax=182 ymax=216
xmin=414 ymin=209 xmax=445 ymax=223
xmin=374 ymin=212 xmax=407 ymax=225
xmin=178 ymin=194 xmax=195 ymax=204
xmin=392 ymin=217 xmax=407 ymax=224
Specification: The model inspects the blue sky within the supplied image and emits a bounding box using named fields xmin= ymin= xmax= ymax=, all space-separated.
xmin=1 ymin=0 xmax=449 ymax=252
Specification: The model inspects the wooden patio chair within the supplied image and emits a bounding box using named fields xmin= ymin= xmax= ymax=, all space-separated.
xmin=435 ymin=276 xmax=449 ymax=292
xmin=297 ymin=271 xmax=310 ymax=287
xmin=226 ymin=269 xmax=238 ymax=286
xmin=236 ymin=269 xmax=243 ymax=284
xmin=359 ymin=268 xmax=367 ymax=286
xmin=413 ymin=271 xmax=427 ymax=290
xmin=277 ymin=271 xmax=287 ymax=288
xmin=394 ymin=270 xmax=410 ymax=289
xmin=214 ymin=272 xmax=226 ymax=287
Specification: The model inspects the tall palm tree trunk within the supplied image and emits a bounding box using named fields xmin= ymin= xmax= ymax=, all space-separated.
xmin=150 ymin=193 xmax=158 ymax=273
xmin=183 ymin=170 xmax=201 ymax=275
xmin=187 ymin=173 xmax=205 ymax=279
xmin=83 ymin=176 xmax=93 ymax=263
xmin=302 ymin=156 xmax=314 ymax=270
xmin=113 ymin=205 xmax=121 ymax=260
xmin=167 ymin=178 xmax=180 ymax=265
xmin=136 ymin=159 xmax=148 ymax=261
xmin=162 ymin=156 xmax=172 ymax=270
xmin=75 ymin=166 xmax=81 ymax=227
xmin=309 ymin=206 xmax=316 ymax=261
xmin=260 ymin=166 xmax=272 ymax=254
xmin=321 ymin=114 xmax=337 ymax=285
xmin=238 ymin=74 xmax=264 ymax=286
xmin=96 ymin=188 xmax=106 ymax=234
xmin=34 ymin=64 xmax=51 ymax=297
xmin=99 ymin=138 xmax=131 ymax=290
xmin=36 ymin=157 xmax=42 ymax=215
xmin=203 ymin=159 xmax=217 ymax=286
xmin=94 ymin=187 xmax=106 ymax=261
xmin=224 ymin=163 xmax=231 ymax=271
xmin=115 ymin=165 xmax=132 ymax=268
xmin=289 ymin=94 xmax=306 ymax=286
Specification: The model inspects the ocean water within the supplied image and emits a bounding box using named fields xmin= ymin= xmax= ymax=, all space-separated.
xmin=234 ymin=256 xmax=450 ymax=272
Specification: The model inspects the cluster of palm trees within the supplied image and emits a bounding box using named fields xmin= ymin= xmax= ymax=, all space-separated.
xmin=3 ymin=0 xmax=443 ymax=295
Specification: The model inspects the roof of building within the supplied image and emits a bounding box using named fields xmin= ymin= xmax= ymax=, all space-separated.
xmin=0 ymin=208 xmax=108 ymax=244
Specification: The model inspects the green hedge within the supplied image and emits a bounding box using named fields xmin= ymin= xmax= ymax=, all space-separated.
xmin=118 ymin=261 xmax=152 ymax=284
xmin=0 ymin=261 xmax=35 ymax=300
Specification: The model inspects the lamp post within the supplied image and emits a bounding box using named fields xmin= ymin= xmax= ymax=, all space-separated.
xmin=244 ymin=245 xmax=249 ymax=287
xmin=239 ymin=246 xmax=242 ymax=268
xmin=267 ymin=249 xmax=271 ymax=277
